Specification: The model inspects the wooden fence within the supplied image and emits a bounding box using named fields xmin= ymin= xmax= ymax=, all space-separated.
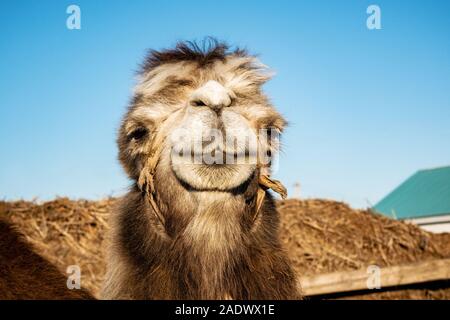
xmin=300 ymin=258 xmax=450 ymax=296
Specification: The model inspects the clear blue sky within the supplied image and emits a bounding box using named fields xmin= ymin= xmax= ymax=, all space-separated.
xmin=1 ymin=0 xmax=449 ymax=208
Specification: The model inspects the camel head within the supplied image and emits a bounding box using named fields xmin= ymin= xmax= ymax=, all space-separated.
xmin=118 ymin=40 xmax=286 ymax=195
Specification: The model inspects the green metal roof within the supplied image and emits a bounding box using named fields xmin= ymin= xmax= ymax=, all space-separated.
xmin=373 ymin=166 xmax=450 ymax=219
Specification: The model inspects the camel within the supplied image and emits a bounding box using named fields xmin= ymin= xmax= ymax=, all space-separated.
xmin=0 ymin=218 xmax=93 ymax=299
xmin=102 ymin=39 xmax=301 ymax=299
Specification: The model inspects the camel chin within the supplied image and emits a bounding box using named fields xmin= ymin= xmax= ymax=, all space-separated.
xmin=171 ymin=160 xmax=256 ymax=191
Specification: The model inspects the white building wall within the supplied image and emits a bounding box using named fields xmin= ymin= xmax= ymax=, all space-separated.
xmin=406 ymin=214 xmax=450 ymax=233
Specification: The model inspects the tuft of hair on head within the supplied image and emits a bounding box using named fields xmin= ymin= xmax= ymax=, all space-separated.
xmin=140 ymin=37 xmax=248 ymax=73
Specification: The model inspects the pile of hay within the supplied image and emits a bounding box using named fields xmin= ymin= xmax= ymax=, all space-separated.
xmin=278 ymin=199 xmax=450 ymax=299
xmin=0 ymin=198 xmax=110 ymax=297
xmin=0 ymin=198 xmax=449 ymax=299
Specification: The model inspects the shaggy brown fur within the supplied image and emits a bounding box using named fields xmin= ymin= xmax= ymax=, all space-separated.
xmin=102 ymin=40 xmax=301 ymax=300
xmin=0 ymin=219 xmax=93 ymax=300
xmin=142 ymin=39 xmax=244 ymax=70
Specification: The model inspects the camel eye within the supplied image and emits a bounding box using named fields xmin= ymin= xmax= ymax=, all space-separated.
xmin=129 ymin=127 xmax=148 ymax=141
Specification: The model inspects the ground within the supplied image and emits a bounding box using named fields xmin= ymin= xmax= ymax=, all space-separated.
xmin=1 ymin=198 xmax=449 ymax=299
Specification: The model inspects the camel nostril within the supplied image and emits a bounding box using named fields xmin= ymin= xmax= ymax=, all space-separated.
xmin=191 ymin=99 xmax=207 ymax=107
xmin=189 ymin=80 xmax=234 ymax=110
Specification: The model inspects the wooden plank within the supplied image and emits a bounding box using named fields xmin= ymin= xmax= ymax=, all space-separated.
xmin=300 ymin=258 xmax=450 ymax=296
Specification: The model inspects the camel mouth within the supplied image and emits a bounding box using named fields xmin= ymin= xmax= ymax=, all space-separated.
xmin=183 ymin=149 xmax=258 ymax=166
xmin=170 ymin=154 xmax=256 ymax=191
xmin=168 ymin=135 xmax=267 ymax=191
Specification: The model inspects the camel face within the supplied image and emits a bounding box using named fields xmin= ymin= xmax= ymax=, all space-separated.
xmin=105 ymin=41 xmax=300 ymax=300
xmin=118 ymin=41 xmax=286 ymax=191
